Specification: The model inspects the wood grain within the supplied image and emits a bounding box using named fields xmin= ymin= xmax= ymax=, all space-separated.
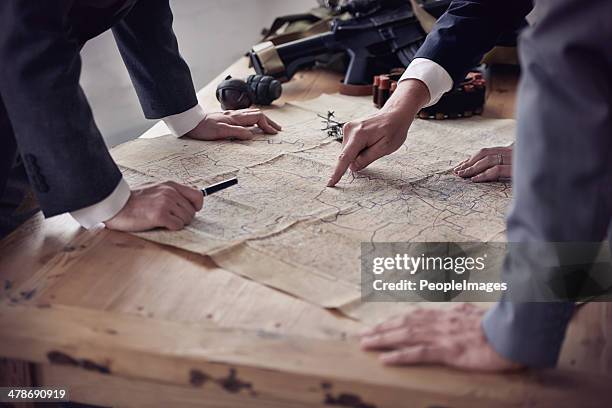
xmin=2 ymin=304 xmax=611 ymax=408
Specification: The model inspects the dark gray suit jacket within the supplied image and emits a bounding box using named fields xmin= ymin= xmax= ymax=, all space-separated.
xmin=0 ymin=0 xmax=197 ymax=223
xmin=418 ymin=0 xmax=612 ymax=367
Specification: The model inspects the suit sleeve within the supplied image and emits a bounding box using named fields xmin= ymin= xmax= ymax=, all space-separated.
xmin=112 ymin=0 xmax=199 ymax=119
xmin=415 ymin=0 xmax=532 ymax=85
xmin=483 ymin=0 xmax=612 ymax=367
xmin=0 ymin=0 xmax=123 ymax=217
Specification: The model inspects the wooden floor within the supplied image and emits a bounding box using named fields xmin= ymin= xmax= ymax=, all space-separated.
xmin=1 ymin=59 xmax=611 ymax=407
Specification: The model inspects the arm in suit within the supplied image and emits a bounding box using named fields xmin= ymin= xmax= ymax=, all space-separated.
xmin=72 ymin=0 xmax=206 ymax=228
xmin=327 ymin=0 xmax=533 ymax=186
xmin=413 ymin=0 xmax=594 ymax=368
xmin=0 ymin=0 xmax=123 ymax=217
xmin=111 ymin=0 xmax=199 ymax=121
xmin=414 ymin=0 xmax=532 ymax=85
xmin=483 ymin=0 xmax=612 ymax=367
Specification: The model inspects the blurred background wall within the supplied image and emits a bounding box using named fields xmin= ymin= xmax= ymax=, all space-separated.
xmin=80 ymin=0 xmax=314 ymax=147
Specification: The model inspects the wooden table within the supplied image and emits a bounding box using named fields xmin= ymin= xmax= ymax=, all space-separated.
xmin=1 ymin=58 xmax=611 ymax=408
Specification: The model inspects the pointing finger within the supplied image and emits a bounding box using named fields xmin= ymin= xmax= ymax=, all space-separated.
xmin=327 ymin=137 xmax=366 ymax=187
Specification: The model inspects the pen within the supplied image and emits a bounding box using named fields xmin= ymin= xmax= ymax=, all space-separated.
xmin=202 ymin=177 xmax=238 ymax=196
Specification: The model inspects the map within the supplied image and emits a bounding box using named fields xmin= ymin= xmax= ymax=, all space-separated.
xmin=112 ymin=94 xmax=515 ymax=320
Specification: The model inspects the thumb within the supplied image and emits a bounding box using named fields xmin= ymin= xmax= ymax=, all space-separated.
xmin=166 ymin=181 xmax=204 ymax=211
xmin=350 ymin=139 xmax=390 ymax=172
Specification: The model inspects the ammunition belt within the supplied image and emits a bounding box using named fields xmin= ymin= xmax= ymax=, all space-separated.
xmin=373 ymin=69 xmax=486 ymax=120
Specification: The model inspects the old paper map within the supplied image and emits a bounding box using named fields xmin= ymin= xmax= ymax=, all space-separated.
xmin=112 ymin=94 xmax=515 ymax=321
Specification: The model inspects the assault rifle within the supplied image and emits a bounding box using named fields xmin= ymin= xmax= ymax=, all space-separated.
xmin=249 ymin=0 xmax=451 ymax=86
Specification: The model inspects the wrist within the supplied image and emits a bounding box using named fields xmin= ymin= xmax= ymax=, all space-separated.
xmin=184 ymin=114 xmax=208 ymax=139
xmin=163 ymin=104 xmax=207 ymax=138
xmin=381 ymin=79 xmax=430 ymax=118
xmin=70 ymin=178 xmax=131 ymax=229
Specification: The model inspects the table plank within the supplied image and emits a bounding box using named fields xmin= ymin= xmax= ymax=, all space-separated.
xmin=2 ymin=304 xmax=611 ymax=408
xmin=2 ymin=224 xmax=361 ymax=342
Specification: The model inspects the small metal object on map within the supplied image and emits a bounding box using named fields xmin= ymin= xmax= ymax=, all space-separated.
xmin=318 ymin=111 xmax=345 ymax=142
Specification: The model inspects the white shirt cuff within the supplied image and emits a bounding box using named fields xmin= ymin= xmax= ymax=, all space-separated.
xmin=162 ymin=104 xmax=206 ymax=137
xmin=70 ymin=178 xmax=131 ymax=229
xmin=400 ymin=58 xmax=453 ymax=107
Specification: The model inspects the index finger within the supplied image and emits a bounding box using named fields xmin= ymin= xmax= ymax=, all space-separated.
xmin=166 ymin=181 xmax=204 ymax=211
xmin=327 ymin=137 xmax=365 ymax=187
xmin=256 ymin=114 xmax=279 ymax=134
xmin=262 ymin=113 xmax=282 ymax=131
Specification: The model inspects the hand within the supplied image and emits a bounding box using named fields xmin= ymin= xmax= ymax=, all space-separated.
xmin=185 ymin=108 xmax=282 ymax=141
xmin=327 ymin=79 xmax=430 ymax=187
xmin=454 ymin=145 xmax=513 ymax=182
xmin=104 ymin=181 xmax=204 ymax=232
xmin=360 ymin=303 xmax=523 ymax=372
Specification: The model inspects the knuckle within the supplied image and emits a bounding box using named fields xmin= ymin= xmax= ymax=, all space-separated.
xmin=158 ymin=187 xmax=175 ymax=198
xmin=161 ymin=197 xmax=175 ymax=207
xmin=160 ymin=189 xmax=174 ymax=198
